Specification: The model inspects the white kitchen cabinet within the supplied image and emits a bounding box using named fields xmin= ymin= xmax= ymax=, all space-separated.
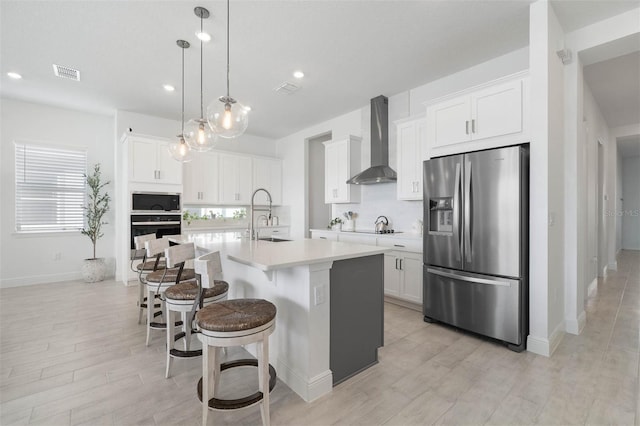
xmin=128 ymin=136 xmax=182 ymax=185
xmin=427 ymin=77 xmax=524 ymax=149
xmin=218 ymin=153 xmax=252 ymax=205
xmin=258 ymin=226 xmax=290 ymax=239
xmin=183 ymin=151 xmax=219 ymax=204
xmin=252 ymin=157 xmax=283 ymax=205
xmin=396 ymin=117 xmax=428 ymax=200
xmin=323 ymin=136 xmax=361 ymax=204
xmin=383 ymin=250 xmax=422 ymax=305
xmin=338 ymin=233 xmax=377 ymax=245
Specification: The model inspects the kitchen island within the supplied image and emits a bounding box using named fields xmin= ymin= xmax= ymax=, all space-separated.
xmin=175 ymin=232 xmax=388 ymax=402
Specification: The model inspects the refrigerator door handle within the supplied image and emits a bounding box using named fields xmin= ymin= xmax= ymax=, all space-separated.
xmin=427 ymin=267 xmax=512 ymax=287
xmin=453 ymin=162 xmax=462 ymax=261
xmin=464 ymin=161 xmax=472 ymax=263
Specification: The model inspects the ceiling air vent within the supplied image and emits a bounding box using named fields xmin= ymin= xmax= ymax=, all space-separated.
xmin=274 ymin=81 xmax=300 ymax=95
xmin=52 ymin=64 xmax=81 ymax=81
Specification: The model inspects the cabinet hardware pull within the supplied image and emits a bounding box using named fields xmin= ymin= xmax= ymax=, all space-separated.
xmin=399 ymin=259 xmax=403 ymax=270
xmin=395 ymin=258 xmax=399 ymax=269
xmin=320 ymin=237 xmax=327 ymax=239
xmin=394 ymin=244 xmax=405 ymax=247
xmin=465 ymin=120 xmax=469 ymax=135
xmin=472 ymin=119 xmax=476 ymax=133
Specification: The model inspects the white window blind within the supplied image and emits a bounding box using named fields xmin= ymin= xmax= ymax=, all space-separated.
xmin=15 ymin=142 xmax=87 ymax=232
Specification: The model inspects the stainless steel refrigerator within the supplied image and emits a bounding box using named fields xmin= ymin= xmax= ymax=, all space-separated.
xmin=423 ymin=145 xmax=528 ymax=352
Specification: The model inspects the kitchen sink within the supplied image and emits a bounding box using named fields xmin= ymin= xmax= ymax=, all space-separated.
xmin=258 ymin=237 xmax=291 ymax=243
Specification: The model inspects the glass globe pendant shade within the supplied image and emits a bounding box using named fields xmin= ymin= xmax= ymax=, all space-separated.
xmin=206 ymin=96 xmax=249 ymax=139
xmin=168 ymin=136 xmax=193 ymax=162
xmin=185 ymin=118 xmax=217 ymax=151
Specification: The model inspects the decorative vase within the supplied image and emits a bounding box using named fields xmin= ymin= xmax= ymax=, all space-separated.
xmin=81 ymin=258 xmax=106 ymax=283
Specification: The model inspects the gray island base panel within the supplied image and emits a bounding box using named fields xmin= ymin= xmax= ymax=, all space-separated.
xmin=330 ymin=254 xmax=384 ymax=385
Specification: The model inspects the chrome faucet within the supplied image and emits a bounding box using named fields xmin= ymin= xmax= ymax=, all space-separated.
xmin=250 ymin=188 xmax=272 ymax=240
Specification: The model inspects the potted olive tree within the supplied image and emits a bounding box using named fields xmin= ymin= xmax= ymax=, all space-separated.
xmin=81 ymin=163 xmax=111 ymax=282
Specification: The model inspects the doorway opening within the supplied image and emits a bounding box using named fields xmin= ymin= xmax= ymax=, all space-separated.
xmin=307 ymin=132 xmax=332 ymax=236
xmin=597 ymin=139 xmax=606 ymax=277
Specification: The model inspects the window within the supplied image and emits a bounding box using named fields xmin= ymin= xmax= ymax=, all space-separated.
xmin=15 ymin=142 xmax=87 ymax=232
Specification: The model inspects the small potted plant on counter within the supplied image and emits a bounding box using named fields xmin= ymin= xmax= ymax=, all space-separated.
xmin=328 ymin=217 xmax=343 ymax=231
xmin=81 ymin=163 xmax=110 ymax=283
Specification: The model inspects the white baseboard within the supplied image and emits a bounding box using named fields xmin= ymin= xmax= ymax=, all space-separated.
xmin=608 ymin=261 xmax=618 ymax=271
xmin=527 ymin=323 xmax=565 ymax=357
xmin=588 ymin=278 xmax=598 ymax=297
xmin=277 ymin=358 xmax=332 ymax=402
xmin=565 ymin=311 xmax=586 ymax=335
xmin=0 ymin=271 xmax=83 ymax=288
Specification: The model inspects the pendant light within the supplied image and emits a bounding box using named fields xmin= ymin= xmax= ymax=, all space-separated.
xmin=169 ymin=40 xmax=194 ymax=163
xmin=185 ymin=7 xmax=217 ymax=151
xmin=206 ymin=0 xmax=249 ymax=139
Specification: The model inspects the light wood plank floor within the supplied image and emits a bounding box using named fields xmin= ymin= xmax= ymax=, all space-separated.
xmin=1 ymin=250 xmax=638 ymax=425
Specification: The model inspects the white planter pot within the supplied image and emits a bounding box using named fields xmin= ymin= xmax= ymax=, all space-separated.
xmin=82 ymin=258 xmax=107 ymax=283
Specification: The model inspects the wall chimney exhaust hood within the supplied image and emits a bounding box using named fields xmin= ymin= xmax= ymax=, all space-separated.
xmin=347 ymin=95 xmax=396 ymax=185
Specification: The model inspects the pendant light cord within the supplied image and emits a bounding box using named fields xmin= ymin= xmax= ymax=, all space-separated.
xmin=181 ymin=44 xmax=185 ymax=136
xmin=226 ymin=0 xmax=230 ymax=98
xmin=200 ymin=14 xmax=204 ymax=118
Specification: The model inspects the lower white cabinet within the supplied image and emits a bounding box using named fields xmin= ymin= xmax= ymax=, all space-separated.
xmin=310 ymin=230 xmax=339 ymax=241
xmin=383 ymin=250 xmax=422 ymax=305
xmin=257 ymin=226 xmax=290 ymax=239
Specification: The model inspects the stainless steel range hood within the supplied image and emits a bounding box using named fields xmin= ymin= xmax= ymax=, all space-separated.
xmin=346 ymin=95 xmax=397 ymax=185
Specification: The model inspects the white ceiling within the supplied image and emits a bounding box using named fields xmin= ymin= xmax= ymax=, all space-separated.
xmin=1 ymin=1 xmax=638 ymax=140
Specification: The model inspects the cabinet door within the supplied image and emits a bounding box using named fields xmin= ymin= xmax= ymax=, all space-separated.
xmin=129 ymin=139 xmax=158 ymax=183
xmin=219 ymin=153 xmax=251 ymax=204
xmin=397 ymin=121 xmax=421 ymax=200
xmin=400 ymin=253 xmax=423 ymax=304
xmin=427 ymin=95 xmax=471 ymax=148
xmin=471 ymin=79 xmax=522 ymax=141
xmin=338 ymin=233 xmax=377 ymax=245
xmin=184 ymin=152 xmax=219 ymax=204
xmin=252 ymin=157 xmax=282 ymax=205
xmin=384 ymin=253 xmax=401 ymax=298
xmin=156 ymin=140 xmax=182 ymax=184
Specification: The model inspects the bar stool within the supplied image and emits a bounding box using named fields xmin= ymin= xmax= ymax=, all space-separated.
xmin=144 ymin=239 xmax=196 ymax=346
xmin=196 ymin=296 xmax=277 ymax=426
xmin=164 ymin=251 xmax=229 ymax=378
xmin=131 ymin=233 xmax=167 ymax=324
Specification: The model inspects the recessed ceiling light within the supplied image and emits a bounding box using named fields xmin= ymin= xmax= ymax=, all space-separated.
xmin=7 ymin=72 xmax=22 ymax=79
xmin=163 ymin=84 xmax=175 ymax=92
xmin=196 ymin=32 xmax=211 ymax=42
xmin=293 ymin=70 xmax=304 ymax=79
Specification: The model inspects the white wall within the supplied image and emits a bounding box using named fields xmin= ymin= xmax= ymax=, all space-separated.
xmin=621 ymin=155 xmax=640 ymax=249
xmin=0 ymin=98 xmax=115 ymax=287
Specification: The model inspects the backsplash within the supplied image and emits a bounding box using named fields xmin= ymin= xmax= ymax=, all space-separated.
xmin=331 ymin=183 xmax=423 ymax=233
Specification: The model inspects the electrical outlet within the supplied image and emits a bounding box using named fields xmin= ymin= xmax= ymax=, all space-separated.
xmin=313 ymin=285 xmax=325 ymax=306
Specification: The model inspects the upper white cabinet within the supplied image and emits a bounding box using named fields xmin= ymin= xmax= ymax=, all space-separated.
xmin=324 ymin=136 xmax=361 ymax=204
xmin=183 ymin=151 xmax=219 ymax=204
xmin=427 ymin=75 xmax=525 ymax=149
xmin=128 ymin=137 xmax=182 ymax=185
xmin=218 ymin=153 xmax=252 ymax=205
xmin=252 ymin=157 xmax=283 ymax=205
xmin=396 ymin=117 xmax=428 ymax=200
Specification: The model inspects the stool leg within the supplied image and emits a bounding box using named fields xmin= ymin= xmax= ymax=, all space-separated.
xmin=258 ymin=338 xmax=270 ymax=426
xmin=165 ymin=306 xmax=174 ymax=379
xmin=182 ymin=311 xmax=190 ymax=351
xmin=202 ymin=344 xmax=218 ymax=426
xmin=146 ymin=288 xmax=154 ymax=346
xmin=137 ymin=280 xmax=145 ymax=324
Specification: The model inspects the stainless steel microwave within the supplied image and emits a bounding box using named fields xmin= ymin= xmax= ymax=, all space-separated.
xmin=131 ymin=192 xmax=181 ymax=212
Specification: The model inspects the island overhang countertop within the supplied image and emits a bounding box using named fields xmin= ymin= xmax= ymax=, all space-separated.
xmin=175 ymin=232 xmax=389 ymax=271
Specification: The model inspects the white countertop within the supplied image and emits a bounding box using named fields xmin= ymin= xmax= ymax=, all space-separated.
xmin=173 ymin=232 xmax=388 ymax=271
xmin=309 ymin=228 xmax=423 ymax=240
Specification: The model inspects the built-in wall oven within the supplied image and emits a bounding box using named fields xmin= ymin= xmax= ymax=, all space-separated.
xmin=130 ymin=193 xmax=181 ymax=249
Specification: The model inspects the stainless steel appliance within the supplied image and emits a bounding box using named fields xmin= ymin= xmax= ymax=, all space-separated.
xmin=374 ymin=216 xmax=389 ymax=233
xmin=423 ymin=145 xmax=528 ymax=352
xmin=132 ymin=192 xmax=180 ymax=212
xmin=130 ymin=214 xmax=181 ymax=249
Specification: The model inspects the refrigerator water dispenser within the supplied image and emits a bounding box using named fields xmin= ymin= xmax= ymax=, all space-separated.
xmin=429 ymin=198 xmax=453 ymax=234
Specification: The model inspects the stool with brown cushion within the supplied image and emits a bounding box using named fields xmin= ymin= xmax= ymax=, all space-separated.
xmin=164 ymin=250 xmax=229 ymax=378
xmin=196 ymin=298 xmax=277 ymax=426
xmin=144 ymin=239 xmax=196 ymax=346
xmin=131 ymin=233 xmax=167 ymax=324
